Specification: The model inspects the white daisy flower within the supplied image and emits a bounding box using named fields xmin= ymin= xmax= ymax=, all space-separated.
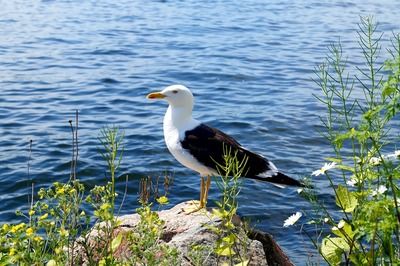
xmin=372 ymin=185 xmax=387 ymax=196
xmin=324 ymin=217 xmax=329 ymax=223
xmin=283 ymin=212 xmax=302 ymax=227
xmin=385 ymin=150 xmax=400 ymax=159
xmin=346 ymin=178 xmax=357 ymax=187
xmin=369 ymin=157 xmax=382 ymax=166
xmin=311 ymin=162 xmax=337 ymax=176
xmin=378 ymin=185 xmax=387 ymax=194
xmin=337 ymin=220 xmax=345 ymax=229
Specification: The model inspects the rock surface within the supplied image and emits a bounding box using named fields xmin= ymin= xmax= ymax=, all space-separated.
xmin=73 ymin=201 xmax=293 ymax=265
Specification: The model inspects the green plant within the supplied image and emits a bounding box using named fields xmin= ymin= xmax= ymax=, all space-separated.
xmin=187 ymin=243 xmax=214 ymax=266
xmin=0 ymin=125 xmax=126 ymax=265
xmin=305 ymin=16 xmax=400 ymax=265
xmin=207 ymin=146 xmax=250 ymax=266
xmin=0 ymin=180 xmax=89 ymax=265
xmin=126 ymin=203 xmax=180 ymax=265
xmin=98 ymin=126 xmax=125 ymax=214
xmin=79 ymin=126 xmax=125 ymax=265
xmin=0 ymin=123 xmax=184 ymax=265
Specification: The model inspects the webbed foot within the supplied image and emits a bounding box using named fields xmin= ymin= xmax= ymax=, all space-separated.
xmin=181 ymin=200 xmax=205 ymax=214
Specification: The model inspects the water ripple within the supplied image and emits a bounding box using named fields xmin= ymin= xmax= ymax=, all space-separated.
xmin=1 ymin=0 xmax=400 ymax=264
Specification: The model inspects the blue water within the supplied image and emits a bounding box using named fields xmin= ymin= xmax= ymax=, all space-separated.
xmin=1 ymin=0 xmax=399 ymax=264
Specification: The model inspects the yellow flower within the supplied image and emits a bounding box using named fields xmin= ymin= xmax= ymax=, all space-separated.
xmin=34 ymin=236 xmax=43 ymax=242
xmin=39 ymin=213 xmax=49 ymax=220
xmin=26 ymin=227 xmax=34 ymax=236
xmin=9 ymin=248 xmax=17 ymax=256
xmin=156 ymin=196 xmax=169 ymax=205
xmin=10 ymin=223 xmax=26 ymax=233
xmin=18 ymin=223 xmax=26 ymax=229
xmin=2 ymin=223 xmax=9 ymax=231
xmin=59 ymin=228 xmax=69 ymax=237
xmin=29 ymin=209 xmax=35 ymax=216
xmin=56 ymin=187 xmax=65 ymax=195
xmin=100 ymin=203 xmax=111 ymax=210
xmin=38 ymin=188 xmax=46 ymax=199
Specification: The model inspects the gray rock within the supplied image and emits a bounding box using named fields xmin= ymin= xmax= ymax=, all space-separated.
xmin=72 ymin=201 xmax=293 ymax=266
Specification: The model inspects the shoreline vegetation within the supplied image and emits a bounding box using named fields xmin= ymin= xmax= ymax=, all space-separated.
xmin=1 ymin=125 xmax=290 ymax=265
xmin=1 ymin=17 xmax=399 ymax=265
xmin=297 ymin=17 xmax=400 ymax=265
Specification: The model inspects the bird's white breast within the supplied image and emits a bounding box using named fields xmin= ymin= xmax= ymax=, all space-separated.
xmin=163 ymin=108 xmax=216 ymax=176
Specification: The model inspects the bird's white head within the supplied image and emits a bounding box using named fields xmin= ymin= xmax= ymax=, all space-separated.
xmin=147 ymin=84 xmax=194 ymax=110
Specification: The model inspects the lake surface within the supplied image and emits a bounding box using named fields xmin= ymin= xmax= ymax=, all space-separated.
xmin=1 ymin=0 xmax=399 ymax=264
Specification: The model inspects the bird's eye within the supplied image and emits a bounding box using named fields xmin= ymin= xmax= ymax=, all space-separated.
xmin=172 ymin=90 xmax=178 ymax=94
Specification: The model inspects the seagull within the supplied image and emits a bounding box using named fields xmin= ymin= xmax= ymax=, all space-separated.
xmin=147 ymin=84 xmax=304 ymax=211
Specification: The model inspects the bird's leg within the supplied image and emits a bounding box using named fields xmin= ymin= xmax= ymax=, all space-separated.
xmin=199 ymin=176 xmax=205 ymax=208
xmin=182 ymin=176 xmax=206 ymax=214
xmin=203 ymin=175 xmax=211 ymax=208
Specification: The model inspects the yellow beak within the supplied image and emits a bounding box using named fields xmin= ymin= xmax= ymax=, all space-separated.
xmin=146 ymin=92 xmax=166 ymax=99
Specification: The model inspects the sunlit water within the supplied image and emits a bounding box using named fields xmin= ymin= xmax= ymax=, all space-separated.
xmin=1 ymin=0 xmax=399 ymax=264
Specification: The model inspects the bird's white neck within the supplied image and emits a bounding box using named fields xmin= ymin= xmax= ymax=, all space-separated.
xmin=163 ymin=105 xmax=199 ymax=134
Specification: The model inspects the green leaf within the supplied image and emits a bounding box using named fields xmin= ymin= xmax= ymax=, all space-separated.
xmin=336 ymin=185 xmax=358 ymax=213
xmin=215 ymin=245 xmax=236 ymax=256
xmin=382 ymin=83 xmax=396 ymax=98
xmin=332 ymin=220 xmax=355 ymax=239
xmin=212 ymin=208 xmax=228 ymax=218
xmin=222 ymin=233 xmax=236 ymax=245
xmin=336 ymin=164 xmax=355 ymax=173
xmin=111 ymin=232 xmax=123 ymax=252
xmin=98 ymin=259 xmax=106 ymax=266
xmin=320 ymin=237 xmax=350 ymax=265
xmin=46 ymin=260 xmax=57 ymax=266
xmin=363 ymin=106 xmax=383 ymax=122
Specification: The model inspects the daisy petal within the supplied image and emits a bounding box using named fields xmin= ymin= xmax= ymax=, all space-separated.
xmin=283 ymin=212 xmax=302 ymax=227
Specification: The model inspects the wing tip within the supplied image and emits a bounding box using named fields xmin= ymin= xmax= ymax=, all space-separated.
xmin=253 ymin=171 xmax=309 ymax=188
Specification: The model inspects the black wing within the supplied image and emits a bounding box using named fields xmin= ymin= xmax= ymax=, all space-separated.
xmin=180 ymin=123 xmax=304 ymax=187
xmin=180 ymin=123 xmax=272 ymax=177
